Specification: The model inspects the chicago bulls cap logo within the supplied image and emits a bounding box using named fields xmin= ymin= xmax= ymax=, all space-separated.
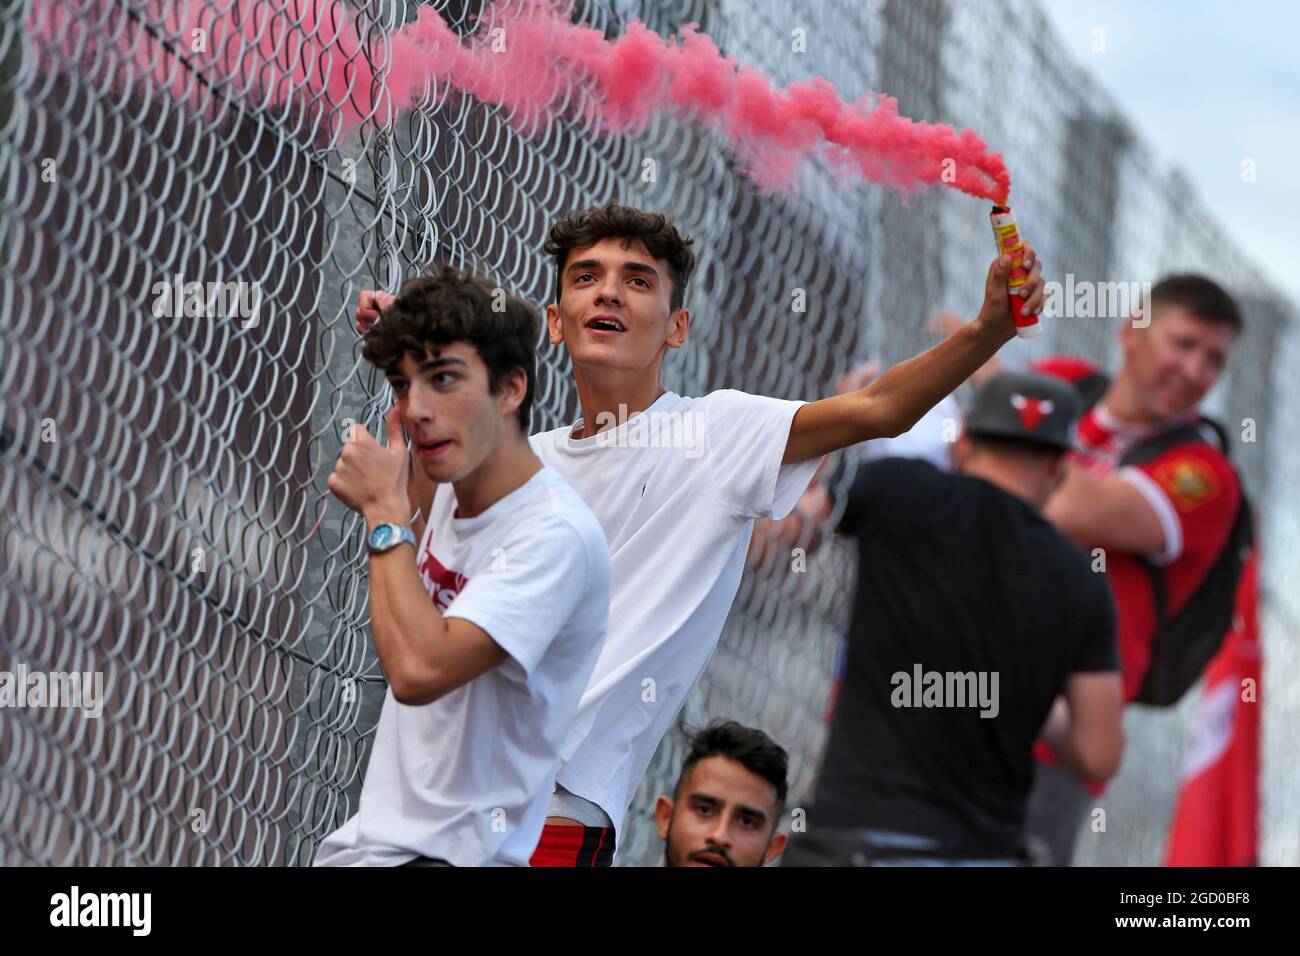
xmin=1009 ymin=393 xmax=1054 ymax=430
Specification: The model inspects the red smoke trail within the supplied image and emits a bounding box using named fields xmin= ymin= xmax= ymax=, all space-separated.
xmin=392 ymin=3 xmax=1011 ymax=201
xmin=29 ymin=0 xmax=1011 ymax=202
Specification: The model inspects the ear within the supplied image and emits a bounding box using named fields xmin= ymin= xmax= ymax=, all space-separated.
xmin=654 ymin=795 xmax=674 ymax=841
xmin=1047 ymin=451 xmax=1069 ymax=497
xmin=664 ymin=307 xmax=691 ymax=350
xmin=498 ymin=367 xmax=528 ymax=420
xmin=546 ymin=302 xmax=565 ymax=346
xmin=1118 ymin=312 xmax=1140 ymax=354
xmin=765 ymin=831 xmax=788 ymax=866
xmin=954 ymin=430 xmax=972 ymax=469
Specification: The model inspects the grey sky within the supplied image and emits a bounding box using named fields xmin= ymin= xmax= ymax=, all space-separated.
xmin=1039 ymin=0 xmax=1300 ymax=303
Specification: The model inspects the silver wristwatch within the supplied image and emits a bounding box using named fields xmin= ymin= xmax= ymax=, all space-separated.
xmin=366 ymin=522 xmax=416 ymax=555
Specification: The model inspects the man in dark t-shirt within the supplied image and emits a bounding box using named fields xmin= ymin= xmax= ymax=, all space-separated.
xmin=783 ymin=371 xmax=1124 ymax=866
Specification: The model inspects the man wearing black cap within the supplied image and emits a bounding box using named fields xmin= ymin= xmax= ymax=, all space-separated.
xmin=783 ymin=371 xmax=1124 ymax=866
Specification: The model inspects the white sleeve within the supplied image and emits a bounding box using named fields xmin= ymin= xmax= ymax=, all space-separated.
xmin=702 ymin=389 xmax=823 ymax=520
xmin=1117 ymin=466 xmax=1184 ymax=566
xmin=442 ymin=518 xmax=601 ymax=679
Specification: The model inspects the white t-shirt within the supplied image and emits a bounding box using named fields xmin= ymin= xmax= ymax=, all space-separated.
xmin=529 ymin=389 xmax=821 ymax=846
xmin=313 ymin=466 xmax=611 ymax=867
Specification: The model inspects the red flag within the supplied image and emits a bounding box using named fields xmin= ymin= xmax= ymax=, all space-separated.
xmin=1163 ymin=548 xmax=1262 ymax=866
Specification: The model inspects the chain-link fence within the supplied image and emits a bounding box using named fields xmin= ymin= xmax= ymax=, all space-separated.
xmin=2 ymin=0 xmax=1295 ymax=867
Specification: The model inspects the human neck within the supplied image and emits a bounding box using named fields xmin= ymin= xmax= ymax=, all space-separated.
xmin=962 ymin=458 xmax=1046 ymax=511
xmin=1101 ymin=373 xmax=1165 ymax=427
xmin=569 ymin=365 xmax=666 ymax=440
xmin=451 ymin=429 xmax=542 ymax=519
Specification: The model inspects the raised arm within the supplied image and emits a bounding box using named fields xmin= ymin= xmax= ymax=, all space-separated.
xmin=783 ymin=246 xmax=1044 ymax=465
xmin=1043 ymin=460 xmax=1167 ymax=556
xmin=328 ymin=408 xmax=506 ymax=705
xmin=354 ymin=288 xmax=396 ymax=335
xmin=406 ymin=446 xmax=439 ymax=545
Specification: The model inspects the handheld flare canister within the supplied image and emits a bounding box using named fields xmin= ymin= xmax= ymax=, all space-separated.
xmin=989 ymin=205 xmax=1041 ymax=339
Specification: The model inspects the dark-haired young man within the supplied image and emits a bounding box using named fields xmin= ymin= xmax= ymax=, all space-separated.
xmin=356 ymin=202 xmax=1046 ymax=864
xmin=314 ymin=265 xmax=611 ymax=867
xmin=654 ymin=720 xmax=789 ymax=868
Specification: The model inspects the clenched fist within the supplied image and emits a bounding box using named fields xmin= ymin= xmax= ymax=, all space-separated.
xmin=328 ymin=406 xmax=409 ymax=522
xmin=355 ymin=289 xmax=397 ymax=336
xmin=972 ymin=242 xmax=1044 ymax=341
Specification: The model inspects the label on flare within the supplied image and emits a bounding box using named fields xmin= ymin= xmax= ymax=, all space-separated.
xmin=990 ymin=206 xmax=1041 ymax=339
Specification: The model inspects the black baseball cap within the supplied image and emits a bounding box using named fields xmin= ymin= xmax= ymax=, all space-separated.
xmin=965 ymin=370 xmax=1082 ymax=451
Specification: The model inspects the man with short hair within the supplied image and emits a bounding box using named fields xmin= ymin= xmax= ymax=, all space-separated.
xmin=356 ymin=201 xmax=1047 ymax=863
xmin=1041 ymin=275 xmax=1244 ymax=698
xmin=655 ymin=720 xmax=789 ymax=868
xmin=314 ymin=265 xmax=611 ymax=867
xmin=1026 ymin=274 xmax=1250 ymax=865
xmin=783 ymin=372 xmax=1123 ymax=866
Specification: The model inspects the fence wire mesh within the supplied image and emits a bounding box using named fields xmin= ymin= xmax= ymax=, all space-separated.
xmin=1 ymin=0 xmax=1295 ymax=867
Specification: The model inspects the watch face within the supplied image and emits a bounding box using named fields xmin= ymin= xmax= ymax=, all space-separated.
xmin=368 ymin=524 xmax=413 ymax=553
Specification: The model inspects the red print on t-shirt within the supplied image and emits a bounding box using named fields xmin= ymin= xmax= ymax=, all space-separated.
xmin=418 ymin=545 xmax=468 ymax=612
